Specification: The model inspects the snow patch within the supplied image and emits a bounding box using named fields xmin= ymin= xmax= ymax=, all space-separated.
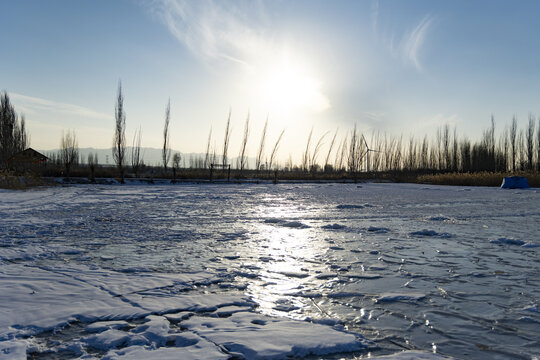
xmin=367 ymin=226 xmax=391 ymax=234
xmin=376 ymin=293 xmax=426 ymax=303
xmin=489 ymin=238 xmax=540 ymax=248
xmin=182 ymin=312 xmax=368 ymax=358
xmin=0 ymin=339 xmax=30 ymax=360
xmin=83 ymin=329 xmax=131 ymax=350
xmin=86 ymin=321 xmax=132 ymax=333
xmin=409 ymin=229 xmax=453 ymax=238
xmin=336 ymin=203 xmax=373 ymax=209
xmin=263 ymin=218 xmax=310 ymax=229
xmin=321 ymin=223 xmax=347 ymax=230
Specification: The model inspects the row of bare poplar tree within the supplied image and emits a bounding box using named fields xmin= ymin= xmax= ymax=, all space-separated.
xmin=198 ymin=114 xmax=540 ymax=175
xmin=3 ymin=85 xmax=540 ymax=178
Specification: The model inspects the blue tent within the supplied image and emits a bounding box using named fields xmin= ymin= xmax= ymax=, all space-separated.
xmin=501 ymin=176 xmax=530 ymax=189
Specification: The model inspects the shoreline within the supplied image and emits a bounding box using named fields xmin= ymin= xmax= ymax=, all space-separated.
xmin=2 ymin=171 xmax=539 ymax=189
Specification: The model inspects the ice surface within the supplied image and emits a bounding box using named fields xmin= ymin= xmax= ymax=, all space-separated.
xmin=370 ymin=350 xmax=450 ymax=359
xmin=182 ymin=311 xmax=368 ymax=358
xmin=102 ymin=337 xmax=229 ymax=360
xmin=1 ymin=182 xmax=539 ymax=359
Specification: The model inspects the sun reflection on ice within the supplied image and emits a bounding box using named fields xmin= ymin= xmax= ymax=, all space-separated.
xmin=245 ymin=198 xmax=329 ymax=320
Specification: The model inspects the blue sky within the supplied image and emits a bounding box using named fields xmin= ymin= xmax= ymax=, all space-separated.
xmin=1 ymin=0 xmax=540 ymax=162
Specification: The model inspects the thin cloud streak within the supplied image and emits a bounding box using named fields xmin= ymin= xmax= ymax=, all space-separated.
xmin=401 ymin=15 xmax=435 ymax=71
xmin=371 ymin=0 xmax=379 ymax=33
xmin=379 ymin=13 xmax=436 ymax=71
xmin=151 ymin=0 xmax=267 ymax=68
xmin=10 ymin=93 xmax=112 ymax=121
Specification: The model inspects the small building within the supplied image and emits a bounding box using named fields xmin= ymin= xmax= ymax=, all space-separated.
xmin=7 ymin=148 xmax=49 ymax=172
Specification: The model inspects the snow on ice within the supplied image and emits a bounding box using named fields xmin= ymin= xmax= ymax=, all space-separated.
xmin=1 ymin=182 xmax=539 ymax=359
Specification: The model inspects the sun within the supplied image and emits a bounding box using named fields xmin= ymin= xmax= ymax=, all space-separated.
xmin=255 ymin=56 xmax=329 ymax=116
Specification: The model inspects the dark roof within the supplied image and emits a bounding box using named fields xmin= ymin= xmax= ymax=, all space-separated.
xmin=7 ymin=148 xmax=49 ymax=164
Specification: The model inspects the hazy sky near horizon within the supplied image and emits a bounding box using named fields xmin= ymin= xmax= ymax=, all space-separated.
xmin=2 ymin=0 xmax=540 ymax=162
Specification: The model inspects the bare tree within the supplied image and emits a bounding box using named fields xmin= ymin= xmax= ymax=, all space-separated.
xmin=420 ymin=135 xmax=429 ymax=170
xmin=500 ymin=127 xmax=508 ymax=172
xmin=460 ymin=138 xmax=471 ymax=172
xmin=222 ymin=109 xmax=231 ymax=168
xmin=285 ymin=154 xmax=293 ymax=171
xmin=211 ymin=140 xmax=217 ymax=167
xmin=88 ymin=153 xmax=97 ymax=182
xmin=452 ymin=127 xmax=458 ymax=171
xmin=255 ymin=117 xmax=268 ymax=172
xmin=371 ymin=132 xmax=383 ymax=171
xmin=405 ymin=136 xmax=416 ymax=170
xmin=0 ymin=92 xmax=16 ymax=167
xmin=131 ymin=126 xmax=142 ymax=178
xmin=204 ymin=127 xmax=212 ymax=169
xmin=526 ymin=114 xmax=535 ymax=170
xmin=310 ymin=131 xmax=329 ymax=172
xmin=301 ymin=127 xmax=313 ymax=172
xmin=489 ymin=116 xmax=496 ymax=170
xmin=333 ymin=137 xmax=344 ymax=171
xmin=14 ymin=115 xmax=29 ymax=153
xmin=172 ymin=152 xmax=181 ymax=181
xmin=324 ymin=129 xmax=338 ymax=172
xmin=237 ymin=112 xmax=250 ymax=173
xmin=268 ymin=129 xmax=285 ymax=171
xmin=435 ymin=127 xmax=442 ymax=170
xmin=0 ymin=92 xmax=29 ymax=167
xmin=348 ymin=124 xmax=360 ymax=174
xmin=442 ymin=124 xmax=450 ymax=171
xmin=510 ymin=116 xmax=517 ymax=172
xmin=162 ymin=99 xmax=171 ymax=172
xmin=60 ymin=130 xmax=78 ymax=179
xmin=335 ymin=135 xmax=348 ymax=171
xmin=537 ymin=117 xmax=540 ymax=171
xmin=391 ymin=135 xmax=403 ymax=170
xmin=518 ymin=130 xmax=526 ymax=170
xmin=113 ymin=82 xmax=126 ymax=183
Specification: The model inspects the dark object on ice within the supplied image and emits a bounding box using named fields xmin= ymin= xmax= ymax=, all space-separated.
xmin=500 ymin=176 xmax=530 ymax=189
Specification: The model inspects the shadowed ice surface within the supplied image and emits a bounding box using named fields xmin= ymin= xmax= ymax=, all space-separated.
xmin=0 ymin=183 xmax=539 ymax=359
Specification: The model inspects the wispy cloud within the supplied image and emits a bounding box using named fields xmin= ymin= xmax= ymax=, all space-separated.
xmin=364 ymin=111 xmax=386 ymax=123
xmin=400 ymin=15 xmax=435 ymax=71
xmin=378 ymin=13 xmax=436 ymax=72
xmin=149 ymin=0 xmax=269 ymax=68
xmin=371 ymin=0 xmax=379 ymax=33
xmin=148 ymin=0 xmax=331 ymax=113
xmin=10 ymin=93 xmax=112 ymax=121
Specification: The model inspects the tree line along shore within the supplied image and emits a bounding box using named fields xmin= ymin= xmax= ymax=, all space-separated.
xmin=1 ymin=85 xmax=540 ymax=189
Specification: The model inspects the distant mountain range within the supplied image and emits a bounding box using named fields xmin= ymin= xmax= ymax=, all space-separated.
xmin=40 ymin=147 xmax=256 ymax=168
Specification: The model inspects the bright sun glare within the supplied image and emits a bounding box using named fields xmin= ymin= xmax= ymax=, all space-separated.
xmin=255 ymin=56 xmax=329 ymax=116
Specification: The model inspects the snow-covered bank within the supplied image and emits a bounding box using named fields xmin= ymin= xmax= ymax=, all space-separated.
xmin=1 ymin=182 xmax=538 ymax=359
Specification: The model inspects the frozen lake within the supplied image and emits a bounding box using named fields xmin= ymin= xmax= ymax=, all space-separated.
xmin=1 ymin=182 xmax=539 ymax=359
